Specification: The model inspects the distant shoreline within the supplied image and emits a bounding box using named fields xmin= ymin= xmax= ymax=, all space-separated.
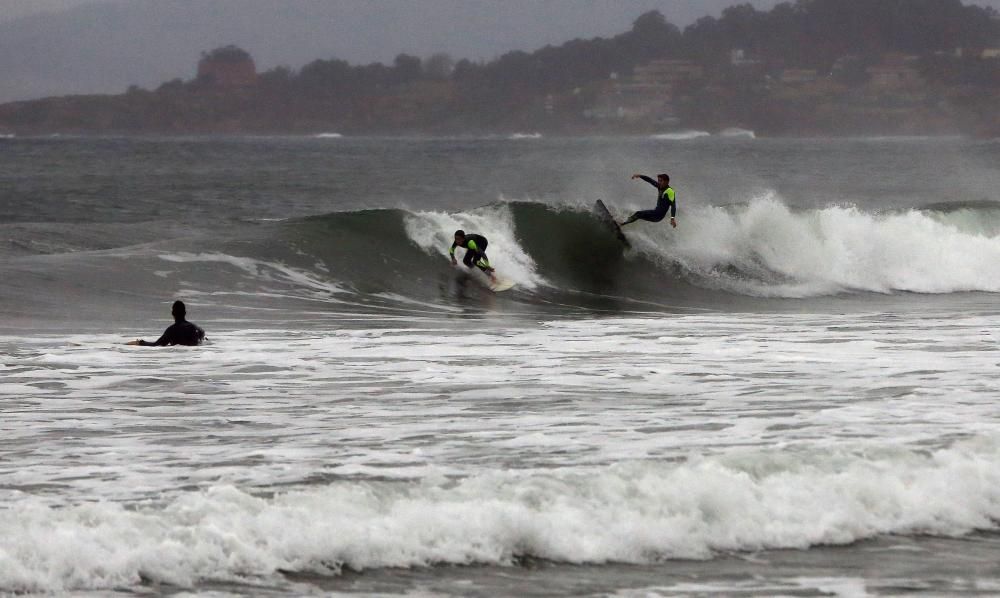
xmin=0 ymin=131 xmax=988 ymax=141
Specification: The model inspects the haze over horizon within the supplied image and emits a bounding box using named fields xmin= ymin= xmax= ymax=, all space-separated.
xmin=0 ymin=0 xmax=995 ymax=104
xmin=0 ymin=0 xmax=784 ymax=26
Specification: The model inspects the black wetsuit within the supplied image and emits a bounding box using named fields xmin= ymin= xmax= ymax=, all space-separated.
xmin=450 ymin=234 xmax=492 ymax=272
xmin=629 ymin=176 xmax=676 ymax=223
xmin=138 ymin=319 xmax=205 ymax=346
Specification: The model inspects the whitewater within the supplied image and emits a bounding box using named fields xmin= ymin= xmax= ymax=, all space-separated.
xmin=2 ymin=135 xmax=1000 ymax=596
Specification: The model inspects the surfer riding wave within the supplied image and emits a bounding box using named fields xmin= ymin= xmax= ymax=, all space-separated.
xmin=450 ymin=230 xmax=498 ymax=283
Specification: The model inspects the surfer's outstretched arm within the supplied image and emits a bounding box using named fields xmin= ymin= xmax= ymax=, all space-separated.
xmin=631 ymin=174 xmax=659 ymax=188
xmin=449 ymin=229 xmax=468 ymax=266
xmin=142 ymin=337 xmax=166 ymax=347
xmin=128 ymin=325 xmax=204 ymax=346
xmin=126 ymin=328 xmax=168 ymax=346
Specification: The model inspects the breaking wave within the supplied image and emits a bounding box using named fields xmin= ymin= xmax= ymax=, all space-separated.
xmin=293 ymin=196 xmax=1000 ymax=299
xmin=3 ymin=438 xmax=1000 ymax=593
xmin=650 ymin=130 xmax=711 ymax=141
xmin=719 ymin=127 xmax=756 ymax=139
xmin=5 ymin=195 xmax=1000 ymax=321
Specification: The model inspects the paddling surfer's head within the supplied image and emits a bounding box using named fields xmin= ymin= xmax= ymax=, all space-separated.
xmin=171 ymin=300 xmax=187 ymax=321
xmin=454 ymin=230 xmax=466 ymax=244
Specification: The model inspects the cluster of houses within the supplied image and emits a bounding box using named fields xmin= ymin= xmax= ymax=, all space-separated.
xmin=582 ymin=47 xmax=1000 ymax=132
xmin=190 ymin=41 xmax=999 ymax=133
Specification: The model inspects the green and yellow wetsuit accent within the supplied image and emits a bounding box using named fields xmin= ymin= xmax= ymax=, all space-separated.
xmin=450 ymin=233 xmax=492 ymax=271
xmin=627 ymin=175 xmax=676 ymax=223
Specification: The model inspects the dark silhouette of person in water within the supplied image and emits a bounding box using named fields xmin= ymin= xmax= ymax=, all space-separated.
xmin=127 ymin=300 xmax=205 ymax=346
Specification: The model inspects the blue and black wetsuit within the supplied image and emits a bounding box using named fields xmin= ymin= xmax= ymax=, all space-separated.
xmin=450 ymin=234 xmax=493 ymax=273
xmin=138 ymin=319 xmax=205 ymax=346
xmin=625 ymin=176 xmax=676 ymax=223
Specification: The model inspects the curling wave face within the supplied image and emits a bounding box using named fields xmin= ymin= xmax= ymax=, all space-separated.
xmin=4 ymin=196 xmax=1000 ymax=327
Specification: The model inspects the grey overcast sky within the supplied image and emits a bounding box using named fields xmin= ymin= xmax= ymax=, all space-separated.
xmin=1 ymin=0 xmax=999 ymax=102
xmin=0 ymin=0 xmax=771 ymax=25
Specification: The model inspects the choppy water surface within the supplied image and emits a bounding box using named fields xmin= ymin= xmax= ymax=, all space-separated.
xmin=2 ymin=135 xmax=1000 ymax=596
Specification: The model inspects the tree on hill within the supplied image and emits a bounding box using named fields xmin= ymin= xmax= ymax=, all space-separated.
xmin=685 ymin=0 xmax=999 ymax=70
xmin=619 ymin=10 xmax=684 ymax=64
xmin=423 ymin=53 xmax=455 ymax=80
xmin=201 ymin=45 xmax=253 ymax=64
xmin=196 ymin=45 xmax=256 ymax=88
xmin=240 ymin=2 xmax=998 ymax=106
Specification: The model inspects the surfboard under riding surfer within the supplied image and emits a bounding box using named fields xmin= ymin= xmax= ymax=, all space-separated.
xmin=620 ymin=172 xmax=677 ymax=228
xmin=450 ymin=229 xmax=498 ymax=283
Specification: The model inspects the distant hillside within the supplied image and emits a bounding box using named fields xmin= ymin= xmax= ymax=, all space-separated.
xmin=0 ymin=0 xmax=779 ymax=103
xmin=1 ymin=0 xmax=998 ymax=137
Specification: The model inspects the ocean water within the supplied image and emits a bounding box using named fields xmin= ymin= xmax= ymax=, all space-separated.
xmin=2 ymin=134 xmax=1000 ymax=596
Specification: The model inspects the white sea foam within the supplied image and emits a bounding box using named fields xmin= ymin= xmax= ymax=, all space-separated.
xmin=508 ymin=132 xmax=542 ymax=139
xmin=650 ymin=130 xmax=711 ymax=141
xmin=615 ymin=578 xmax=870 ymax=598
xmin=3 ymin=439 xmax=1000 ymax=592
xmin=403 ymin=205 xmax=544 ymax=289
xmin=313 ymin=133 xmax=343 ymax=138
xmin=158 ymin=252 xmax=349 ymax=297
xmin=718 ymin=127 xmax=756 ymax=139
xmin=846 ymin=135 xmax=965 ymax=142
xmin=632 ymin=193 xmax=1000 ymax=296
xmin=4 ymin=309 xmax=1000 ymax=592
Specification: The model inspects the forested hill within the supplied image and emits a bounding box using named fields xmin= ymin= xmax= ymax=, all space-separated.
xmin=450 ymin=0 xmax=997 ymax=94
xmin=1 ymin=0 xmax=998 ymax=136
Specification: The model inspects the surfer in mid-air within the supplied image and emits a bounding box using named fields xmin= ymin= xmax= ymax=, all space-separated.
xmin=450 ymin=230 xmax=497 ymax=283
xmin=620 ymin=173 xmax=677 ymax=228
xmin=127 ymin=300 xmax=205 ymax=346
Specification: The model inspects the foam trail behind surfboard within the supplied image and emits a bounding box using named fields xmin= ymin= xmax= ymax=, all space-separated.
xmin=404 ymin=205 xmax=544 ymax=289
